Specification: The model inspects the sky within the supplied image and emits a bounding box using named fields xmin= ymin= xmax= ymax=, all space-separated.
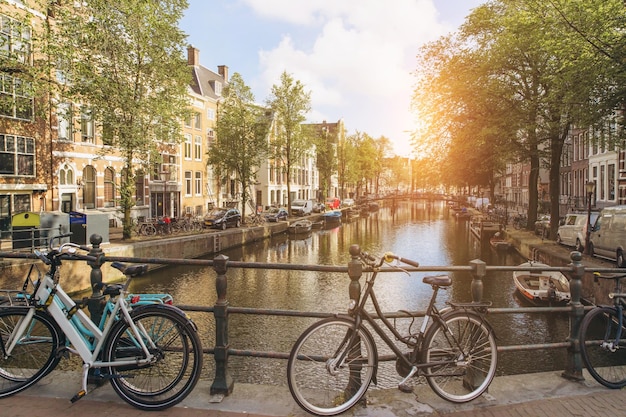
xmin=180 ymin=0 xmax=485 ymax=157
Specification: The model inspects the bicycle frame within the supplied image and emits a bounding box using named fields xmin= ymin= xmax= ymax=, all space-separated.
xmin=344 ymin=265 xmax=454 ymax=378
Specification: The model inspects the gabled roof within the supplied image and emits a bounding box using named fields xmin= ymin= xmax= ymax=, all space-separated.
xmin=190 ymin=65 xmax=224 ymax=100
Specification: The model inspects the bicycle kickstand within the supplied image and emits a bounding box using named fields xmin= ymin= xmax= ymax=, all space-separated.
xmin=398 ymin=366 xmax=418 ymax=393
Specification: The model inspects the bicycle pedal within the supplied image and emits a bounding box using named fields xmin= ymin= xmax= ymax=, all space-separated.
xmin=70 ymin=390 xmax=86 ymax=403
xmin=398 ymin=383 xmax=414 ymax=393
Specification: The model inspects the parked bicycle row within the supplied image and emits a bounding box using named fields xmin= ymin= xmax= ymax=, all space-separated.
xmin=1 ymin=237 xmax=624 ymax=415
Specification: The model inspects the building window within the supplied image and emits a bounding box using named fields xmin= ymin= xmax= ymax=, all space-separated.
xmin=0 ymin=74 xmax=33 ymax=120
xmin=82 ymin=165 xmax=96 ymax=209
xmin=0 ymin=15 xmax=31 ymax=64
xmin=207 ymin=129 xmax=214 ymax=147
xmin=194 ymin=135 xmax=202 ymax=160
xmin=104 ymin=167 xmax=115 ymax=207
xmin=195 ymin=171 xmax=201 ymax=195
xmin=57 ymin=103 xmax=73 ymax=141
xmin=59 ymin=164 xmax=74 ymax=185
xmin=80 ymin=109 xmax=94 ymax=143
xmin=184 ymin=134 xmax=192 ymax=159
xmin=0 ymin=134 xmax=35 ymax=176
xmin=14 ymin=194 xmax=30 ymax=213
xmin=135 ymin=170 xmax=145 ymax=205
xmin=194 ymin=112 xmax=201 ymax=129
xmin=185 ymin=171 xmax=192 ymax=196
xmin=207 ymin=108 xmax=215 ymax=120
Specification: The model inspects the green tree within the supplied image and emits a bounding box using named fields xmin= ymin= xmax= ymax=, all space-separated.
xmin=48 ymin=0 xmax=191 ymax=239
xmin=266 ymin=71 xmax=312 ymax=208
xmin=208 ymin=73 xmax=269 ymax=221
xmin=413 ymin=0 xmax=623 ymax=236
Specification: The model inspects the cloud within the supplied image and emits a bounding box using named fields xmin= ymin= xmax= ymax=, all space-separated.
xmin=244 ymin=0 xmax=463 ymax=155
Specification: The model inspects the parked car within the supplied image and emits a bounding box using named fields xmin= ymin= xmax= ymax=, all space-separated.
xmin=290 ymin=199 xmax=314 ymax=216
xmin=312 ymin=202 xmax=326 ymax=213
xmin=263 ymin=207 xmax=288 ymax=222
xmin=342 ymin=198 xmax=355 ymax=208
xmin=534 ymin=215 xmax=551 ymax=238
xmin=589 ymin=205 xmax=626 ymax=267
xmin=204 ymin=208 xmax=241 ymax=230
xmin=325 ymin=197 xmax=341 ymax=210
xmin=556 ymin=212 xmax=599 ymax=252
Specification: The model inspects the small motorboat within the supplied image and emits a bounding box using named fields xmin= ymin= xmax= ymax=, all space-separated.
xmin=288 ymin=219 xmax=313 ymax=234
xmin=323 ymin=210 xmax=342 ymax=224
xmin=490 ymin=232 xmax=511 ymax=251
xmin=513 ymin=261 xmax=571 ymax=306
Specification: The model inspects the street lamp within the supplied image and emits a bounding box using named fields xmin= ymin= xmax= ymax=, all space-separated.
xmin=585 ymin=181 xmax=596 ymax=255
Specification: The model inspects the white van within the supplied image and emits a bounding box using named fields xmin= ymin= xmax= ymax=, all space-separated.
xmin=556 ymin=212 xmax=599 ymax=252
xmin=588 ymin=205 xmax=626 ymax=267
xmin=290 ymin=199 xmax=314 ymax=216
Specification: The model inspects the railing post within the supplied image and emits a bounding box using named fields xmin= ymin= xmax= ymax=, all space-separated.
xmin=346 ymin=244 xmax=363 ymax=399
xmin=348 ymin=245 xmax=362 ymax=306
xmin=87 ymin=234 xmax=105 ymax=325
xmin=469 ymin=259 xmax=485 ymax=303
xmin=211 ymin=254 xmax=234 ymax=395
xmin=562 ymin=251 xmax=585 ymax=381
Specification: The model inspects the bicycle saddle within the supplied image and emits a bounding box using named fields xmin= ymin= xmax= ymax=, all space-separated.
xmin=422 ymin=275 xmax=452 ymax=287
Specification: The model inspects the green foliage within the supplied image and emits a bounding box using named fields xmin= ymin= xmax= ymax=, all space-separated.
xmin=413 ymin=0 xmax=624 ymax=231
xmin=48 ymin=0 xmax=191 ymax=238
xmin=266 ymin=71 xmax=312 ymax=207
xmin=208 ymin=73 xmax=269 ymax=220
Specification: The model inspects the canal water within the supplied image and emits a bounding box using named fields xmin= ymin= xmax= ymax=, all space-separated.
xmin=127 ymin=200 xmax=570 ymax=386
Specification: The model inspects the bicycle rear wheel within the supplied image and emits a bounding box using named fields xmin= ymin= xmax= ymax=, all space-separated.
xmin=580 ymin=306 xmax=626 ymax=389
xmin=0 ymin=307 xmax=63 ymax=397
xmin=287 ymin=317 xmax=377 ymax=416
xmin=422 ymin=310 xmax=497 ymax=403
xmin=103 ymin=305 xmax=203 ymax=410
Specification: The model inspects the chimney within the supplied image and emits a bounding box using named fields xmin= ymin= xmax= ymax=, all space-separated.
xmin=218 ymin=65 xmax=229 ymax=82
xmin=187 ymin=45 xmax=199 ymax=66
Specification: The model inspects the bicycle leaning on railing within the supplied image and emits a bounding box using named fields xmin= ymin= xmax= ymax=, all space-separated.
xmin=286 ymin=245 xmax=498 ymax=416
xmin=579 ymin=272 xmax=626 ymax=389
xmin=0 ymin=237 xmax=203 ymax=411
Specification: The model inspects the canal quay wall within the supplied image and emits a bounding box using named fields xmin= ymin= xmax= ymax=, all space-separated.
xmin=0 ymin=220 xmax=289 ymax=294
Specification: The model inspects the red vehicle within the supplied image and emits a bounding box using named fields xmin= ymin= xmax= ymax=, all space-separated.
xmin=325 ymin=197 xmax=341 ymax=210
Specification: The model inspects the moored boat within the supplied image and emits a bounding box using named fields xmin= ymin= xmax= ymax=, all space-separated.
xmin=513 ymin=262 xmax=571 ymax=306
xmin=490 ymin=232 xmax=511 ymax=251
xmin=323 ymin=210 xmax=342 ymax=223
xmin=288 ymin=219 xmax=313 ymax=234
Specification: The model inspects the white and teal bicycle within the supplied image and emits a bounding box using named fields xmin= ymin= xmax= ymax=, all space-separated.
xmin=0 ymin=238 xmax=203 ymax=410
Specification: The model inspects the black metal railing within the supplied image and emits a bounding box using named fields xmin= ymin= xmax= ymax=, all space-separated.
xmin=0 ymin=234 xmax=617 ymax=397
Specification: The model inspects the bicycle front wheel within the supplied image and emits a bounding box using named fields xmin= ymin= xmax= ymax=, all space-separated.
xmin=580 ymin=306 xmax=626 ymax=389
xmin=287 ymin=317 xmax=377 ymax=416
xmin=422 ymin=310 xmax=497 ymax=403
xmin=103 ymin=305 xmax=203 ymax=410
xmin=0 ymin=307 xmax=63 ymax=397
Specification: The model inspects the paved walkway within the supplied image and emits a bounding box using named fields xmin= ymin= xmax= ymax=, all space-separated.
xmin=2 ymin=369 xmax=626 ymax=417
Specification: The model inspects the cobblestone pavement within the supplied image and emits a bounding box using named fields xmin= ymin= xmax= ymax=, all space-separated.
xmin=2 ymin=369 xmax=626 ymax=417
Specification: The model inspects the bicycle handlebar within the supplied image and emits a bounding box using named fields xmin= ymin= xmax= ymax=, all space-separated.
xmin=359 ymin=251 xmax=420 ymax=268
xmin=383 ymin=252 xmax=420 ymax=268
xmin=594 ymin=272 xmax=626 ymax=281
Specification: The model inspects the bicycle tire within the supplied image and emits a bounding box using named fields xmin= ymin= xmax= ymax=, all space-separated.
xmin=0 ymin=307 xmax=64 ymax=397
xmin=143 ymin=224 xmax=157 ymax=236
xmin=102 ymin=305 xmax=203 ymax=410
xmin=287 ymin=317 xmax=377 ymax=416
xmin=421 ymin=310 xmax=497 ymax=403
xmin=580 ymin=306 xmax=626 ymax=389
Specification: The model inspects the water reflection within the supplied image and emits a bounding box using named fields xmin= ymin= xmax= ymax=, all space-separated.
xmin=129 ymin=200 xmax=569 ymax=384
